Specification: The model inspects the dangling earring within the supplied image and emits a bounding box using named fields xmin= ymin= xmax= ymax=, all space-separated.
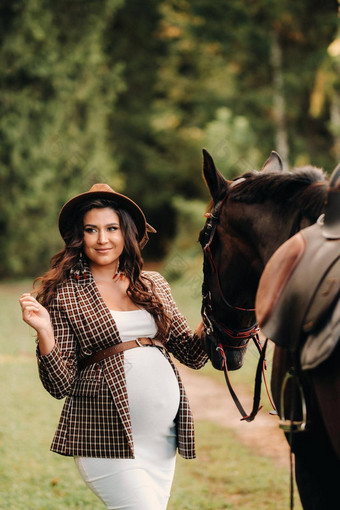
xmin=112 ymin=260 xmax=124 ymax=281
xmin=82 ymin=252 xmax=87 ymax=279
xmin=73 ymin=251 xmax=86 ymax=280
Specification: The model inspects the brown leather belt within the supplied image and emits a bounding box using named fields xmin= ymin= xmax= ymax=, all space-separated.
xmin=79 ymin=337 xmax=165 ymax=370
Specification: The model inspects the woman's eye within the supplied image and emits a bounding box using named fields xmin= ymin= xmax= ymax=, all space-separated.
xmin=84 ymin=227 xmax=97 ymax=234
xmin=108 ymin=226 xmax=118 ymax=231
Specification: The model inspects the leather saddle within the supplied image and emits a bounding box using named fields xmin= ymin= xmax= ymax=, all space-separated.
xmin=255 ymin=169 xmax=340 ymax=370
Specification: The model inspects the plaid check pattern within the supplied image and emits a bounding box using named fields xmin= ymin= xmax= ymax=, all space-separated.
xmin=37 ymin=269 xmax=208 ymax=459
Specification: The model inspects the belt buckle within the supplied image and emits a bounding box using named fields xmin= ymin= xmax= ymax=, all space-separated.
xmin=136 ymin=338 xmax=152 ymax=347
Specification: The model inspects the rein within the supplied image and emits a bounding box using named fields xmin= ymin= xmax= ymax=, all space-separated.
xmin=201 ymin=291 xmax=276 ymax=421
xmin=200 ymin=191 xmax=277 ymax=421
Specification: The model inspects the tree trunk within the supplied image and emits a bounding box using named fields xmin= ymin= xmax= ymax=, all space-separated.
xmin=270 ymin=31 xmax=289 ymax=170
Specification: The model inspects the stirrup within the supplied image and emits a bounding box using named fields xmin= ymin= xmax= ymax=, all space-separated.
xmin=279 ymin=371 xmax=307 ymax=433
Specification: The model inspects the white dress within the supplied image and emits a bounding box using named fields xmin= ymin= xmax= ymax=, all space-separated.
xmin=74 ymin=309 xmax=181 ymax=510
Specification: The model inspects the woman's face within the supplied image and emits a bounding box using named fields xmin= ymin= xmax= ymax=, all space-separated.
xmin=82 ymin=207 xmax=124 ymax=270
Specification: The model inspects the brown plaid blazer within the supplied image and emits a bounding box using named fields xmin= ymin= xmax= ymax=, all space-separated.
xmin=37 ymin=268 xmax=208 ymax=459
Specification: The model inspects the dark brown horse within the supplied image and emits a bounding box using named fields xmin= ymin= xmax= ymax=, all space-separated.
xmin=199 ymin=149 xmax=340 ymax=509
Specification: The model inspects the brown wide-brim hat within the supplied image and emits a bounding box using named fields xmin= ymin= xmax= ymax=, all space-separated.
xmin=58 ymin=183 xmax=156 ymax=248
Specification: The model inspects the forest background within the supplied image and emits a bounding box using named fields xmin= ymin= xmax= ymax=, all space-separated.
xmin=1 ymin=0 xmax=339 ymax=279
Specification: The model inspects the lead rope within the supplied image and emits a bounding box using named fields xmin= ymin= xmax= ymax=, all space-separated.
xmin=217 ymin=336 xmax=276 ymax=422
xmin=288 ymin=361 xmax=298 ymax=510
xmin=252 ymin=335 xmax=277 ymax=412
xmin=288 ymin=396 xmax=295 ymax=510
xmin=290 ymin=449 xmax=294 ymax=510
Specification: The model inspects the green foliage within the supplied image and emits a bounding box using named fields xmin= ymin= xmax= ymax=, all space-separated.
xmin=203 ymin=107 xmax=264 ymax=178
xmin=0 ymin=0 xmax=338 ymax=277
xmin=0 ymin=0 xmax=125 ymax=277
xmin=162 ymin=196 xmax=205 ymax=291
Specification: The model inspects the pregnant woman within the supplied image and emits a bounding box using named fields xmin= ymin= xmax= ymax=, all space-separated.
xmin=19 ymin=183 xmax=207 ymax=510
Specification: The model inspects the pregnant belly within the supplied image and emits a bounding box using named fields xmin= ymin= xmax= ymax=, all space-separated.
xmin=124 ymin=347 xmax=180 ymax=437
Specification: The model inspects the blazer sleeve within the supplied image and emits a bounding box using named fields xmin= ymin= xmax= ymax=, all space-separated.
xmin=155 ymin=274 xmax=208 ymax=369
xmin=36 ymin=294 xmax=78 ymax=400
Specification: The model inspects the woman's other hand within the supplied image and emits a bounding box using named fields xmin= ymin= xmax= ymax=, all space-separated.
xmin=194 ymin=320 xmax=205 ymax=339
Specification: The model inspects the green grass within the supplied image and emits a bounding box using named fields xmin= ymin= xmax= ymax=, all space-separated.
xmin=170 ymin=421 xmax=297 ymax=510
xmin=0 ymin=279 xmax=302 ymax=509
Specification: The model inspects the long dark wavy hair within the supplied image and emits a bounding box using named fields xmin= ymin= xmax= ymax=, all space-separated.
xmin=34 ymin=198 xmax=171 ymax=341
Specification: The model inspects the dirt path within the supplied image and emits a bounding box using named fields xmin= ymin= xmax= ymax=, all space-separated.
xmin=178 ymin=365 xmax=291 ymax=468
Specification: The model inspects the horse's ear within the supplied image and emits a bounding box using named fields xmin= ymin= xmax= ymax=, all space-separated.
xmin=261 ymin=151 xmax=283 ymax=173
xmin=329 ymin=163 xmax=340 ymax=189
xmin=202 ymin=148 xmax=228 ymax=203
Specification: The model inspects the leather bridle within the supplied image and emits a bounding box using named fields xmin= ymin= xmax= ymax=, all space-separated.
xmin=200 ymin=191 xmax=259 ymax=343
xmin=200 ymin=188 xmax=276 ymax=421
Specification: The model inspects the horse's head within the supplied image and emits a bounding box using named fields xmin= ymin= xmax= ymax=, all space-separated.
xmin=199 ymin=149 xmax=328 ymax=371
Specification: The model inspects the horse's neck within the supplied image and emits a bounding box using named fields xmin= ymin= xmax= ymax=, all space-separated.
xmin=255 ymin=210 xmax=316 ymax=267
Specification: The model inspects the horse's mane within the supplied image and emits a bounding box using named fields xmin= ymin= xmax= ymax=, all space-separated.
xmin=229 ymin=166 xmax=328 ymax=221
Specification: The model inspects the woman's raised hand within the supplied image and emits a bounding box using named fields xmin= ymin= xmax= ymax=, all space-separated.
xmin=19 ymin=293 xmax=52 ymax=335
xmin=19 ymin=293 xmax=55 ymax=355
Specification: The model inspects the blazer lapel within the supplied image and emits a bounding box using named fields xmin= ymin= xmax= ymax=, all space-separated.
xmin=74 ymin=273 xmax=120 ymax=351
xmin=73 ymin=271 xmax=134 ymax=452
